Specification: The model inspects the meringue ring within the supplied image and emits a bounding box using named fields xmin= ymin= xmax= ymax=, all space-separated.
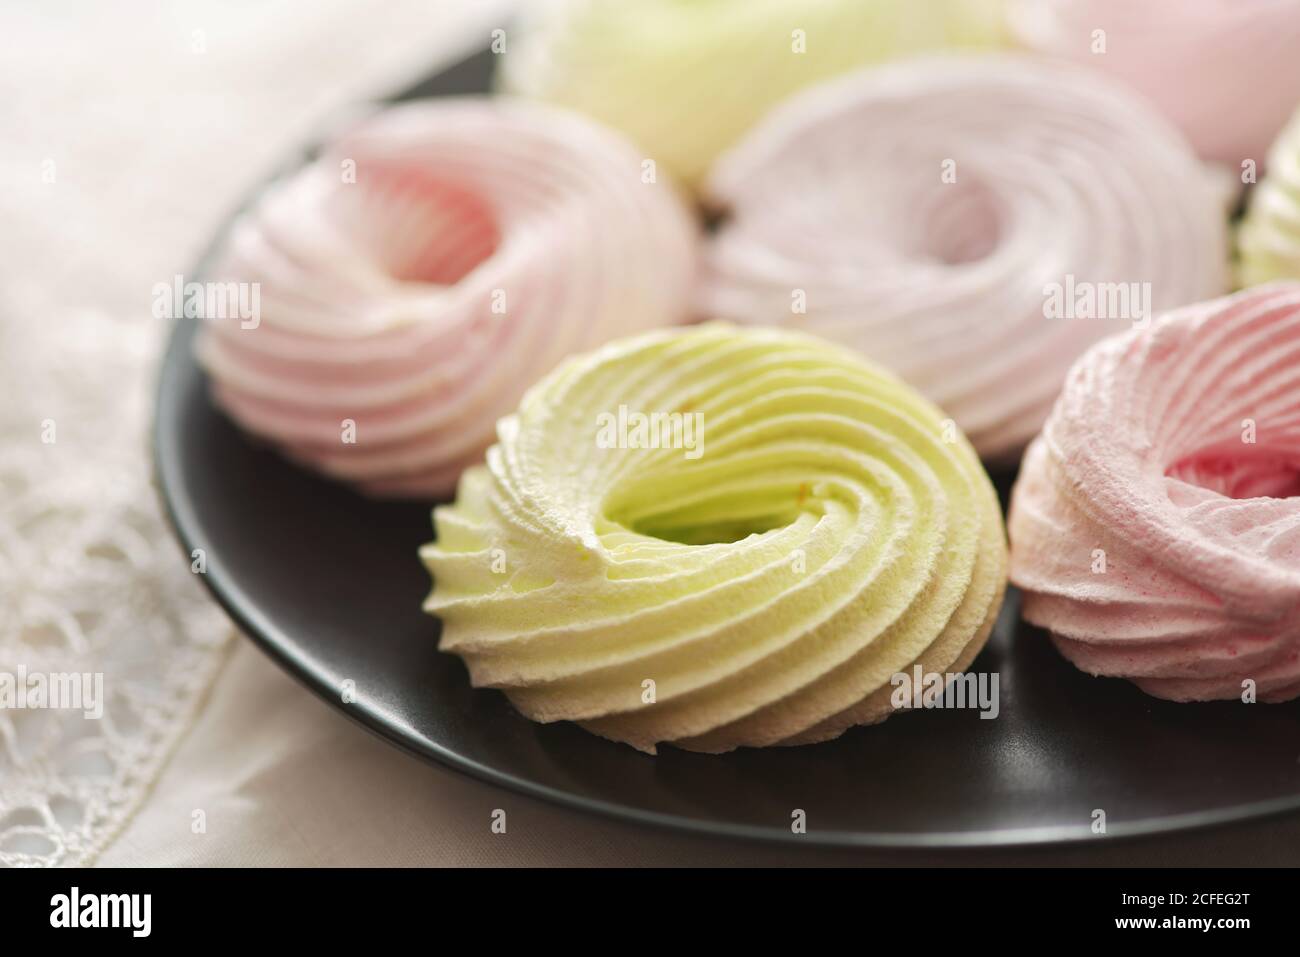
xmin=1238 ymin=108 xmax=1300 ymax=287
xmin=498 ymin=0 xmax=1006 ymax=190
xmin=421 ymin=323 xmax=1008 ymax=753
xmin=1009 ymin=284 xmax=1300 ymax=704
xmin=699 ymin=55 xmax=1229 ymax=461
xmin=196 ymin=99 xmax=697 ymax=498
xmin=1009 ymin=0 xmax=1300 ymax=168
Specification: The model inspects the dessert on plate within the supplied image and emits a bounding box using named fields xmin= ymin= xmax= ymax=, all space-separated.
xmin=421 ymin=323 xmax=1008 ymax=752
xmin=196 ymin=98 xmax=697 ymax=497
xmin=1009 ymin=284 xmax=1300 ymax=703
xmin=1238 ymin=108 xmax=1300 ymax=288
xmin=699 ymin=55 xmax=1229 ymax=460
xmin=1009 ymin=0 xmax=1300 ymax=168
xmin=499 ymin=0 xmax=1006 ymax=189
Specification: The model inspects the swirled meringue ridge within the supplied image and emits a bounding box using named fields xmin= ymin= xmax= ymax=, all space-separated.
xmin=700 ymin=55 xmax=1229 ymax=460
xmin=196 ymin=98 xmax=697 ymax=497
xmin=1238 ymin=108 xmax=1300 ymax=287
xmin=1009 ymin=284 xmax=1300 ymax=703
xmin=1010 ymin=0 xmax=1300 ymax=167
xmin=498 ymin=0 xmax=1006 ymax=189
xmin=422 ymin=324 xmax=1008 ymax=753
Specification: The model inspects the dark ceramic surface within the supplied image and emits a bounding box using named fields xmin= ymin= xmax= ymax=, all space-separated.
xmin=153 ymin=47 xmax=1300 ymax=848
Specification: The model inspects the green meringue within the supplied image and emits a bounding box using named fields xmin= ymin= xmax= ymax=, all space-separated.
xmin=1238 ymin=108 xmax=1300 ymax=287
xmin=421 ymin=324 xmax=1007 ymax=753
xmin=498 ymin=0 xmax=1007 ymax=189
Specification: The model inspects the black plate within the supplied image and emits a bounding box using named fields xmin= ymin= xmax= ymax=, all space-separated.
xmin=154 ymin=47 xmax=1300 ymax=848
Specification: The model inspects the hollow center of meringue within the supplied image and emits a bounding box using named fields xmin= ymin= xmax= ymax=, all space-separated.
xmin=915 ymin=177 xmax=1001 ymax=266
xmin=357 ymin=167 xmax=502 ymax=284
xmin=1166 ymin=447 xmax=1300 ymax=500
xmin=605 ymin=485 xmax=806 ymax=546
xmin=628 ymin=511 xmax=799 ymax=546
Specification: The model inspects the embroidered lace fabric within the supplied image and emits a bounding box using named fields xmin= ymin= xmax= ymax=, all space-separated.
xmin=0 ymin=301 xmax=232 ymax=866
xmin=0 ymin=0 xmax=515 ymax=870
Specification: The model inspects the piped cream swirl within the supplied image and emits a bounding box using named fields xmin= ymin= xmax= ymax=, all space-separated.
xmin=498 ymin=0 xmax=1006 ymax=189
xmin=1238 ymin=109 xmax=1300 ymax=287
xmin=196 ymin=99 xmax=697 ymax=497
xmin=1009 ymin=284 xmax=1300 ymax=703
xmin=1010 ymin=0 xmax=1300 ymax=167
xmin=699 ymin=55 xmax=1229 ymax=460
xmin=422 ymin=324 xmax=1007 ymax=753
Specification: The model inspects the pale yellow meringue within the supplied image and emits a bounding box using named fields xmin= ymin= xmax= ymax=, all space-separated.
xmin=421 ymin=324 xmax=1007 ymax=753
xmin=1238 ymin=109 xmax=1300 ymax=288
xmin=498 ymin=0 xmax=1007 ymax=188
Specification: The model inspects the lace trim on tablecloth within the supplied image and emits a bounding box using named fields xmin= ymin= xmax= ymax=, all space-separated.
xmin=0 ymin=298 xmax=232 ymax=867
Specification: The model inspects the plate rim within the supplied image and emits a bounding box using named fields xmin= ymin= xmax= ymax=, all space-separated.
xmin=150 ymin=43 xmax=1300 ymax=853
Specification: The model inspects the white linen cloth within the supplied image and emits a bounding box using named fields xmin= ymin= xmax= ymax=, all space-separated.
xmin=3 ymin=0 xmax=1298 ymax=867
xmin=0 ymin=0 xmax=515 ymax=867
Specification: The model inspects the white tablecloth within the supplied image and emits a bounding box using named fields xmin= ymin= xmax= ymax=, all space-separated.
xmin=5 ymin=0 xmax=1298 ymax=867
xmin=97 ymin=639 xmax=1300 ymax=866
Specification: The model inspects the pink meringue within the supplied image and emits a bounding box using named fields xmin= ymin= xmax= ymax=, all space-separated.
xmin=699 ymin=56 xmax=1229 ymax=460
xmin=497 ymin=0 xmax=1008 ymax=190
xmin=1009 ymin=0 xmax=1300 ymax=168
xmin=1008 ymin=284 xmax=1300 ymax=703
xmin=196 ymin=99 xmax=697 ymax=497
